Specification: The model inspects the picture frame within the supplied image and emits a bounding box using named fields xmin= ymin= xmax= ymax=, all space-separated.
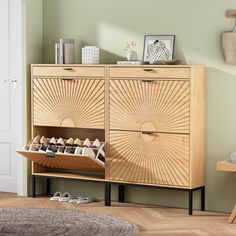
xmin=143 ymin=35 xmax=175 ymax=64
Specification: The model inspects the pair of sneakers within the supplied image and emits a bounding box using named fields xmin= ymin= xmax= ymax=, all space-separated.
xmin=49 ymin=192 xmax=93 ymax=204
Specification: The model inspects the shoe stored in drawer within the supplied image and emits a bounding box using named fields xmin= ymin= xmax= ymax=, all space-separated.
xmin=33 ymin=78 xmax=105 ymax=128
xmin=109 ymin=79 xmax=190 ymax=133
xmin=17 ymin=137 xmax=105 ymax=172
xmin=108 ymin=130 xmax=190 ymax=187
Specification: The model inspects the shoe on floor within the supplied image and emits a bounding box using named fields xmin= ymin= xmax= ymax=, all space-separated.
xmin=69 ymin=196 xmax=84 ymax=203
xmin=76 ymin=196 xmax=94 ymax=204
xmin=50 ymin=191 xmax=62 ymax=201
xmin=58 ymin=192 xmax=73 ymax=202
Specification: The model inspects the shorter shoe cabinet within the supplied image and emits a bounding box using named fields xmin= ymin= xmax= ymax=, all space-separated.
xmin=17 ymin=64 xmax=206 ymax=215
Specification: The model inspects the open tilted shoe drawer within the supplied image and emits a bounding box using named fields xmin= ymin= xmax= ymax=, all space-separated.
xmin=17 ymin=137 xmax=105 ymax=173
xmin=17 ymin=150 xmax=105 ymax=172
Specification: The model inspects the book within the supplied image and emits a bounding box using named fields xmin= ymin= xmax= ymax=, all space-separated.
xmin=117 ymin=60 xmax=141 ymax=65
xmin=64 ymin=42 xmax=75 ymax=64
xmin=55 ymin=43 xmax=59 ymax=64
xmin=58 ymin=38 xmax=75 ymax=64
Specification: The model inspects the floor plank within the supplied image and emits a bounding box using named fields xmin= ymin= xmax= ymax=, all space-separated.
xmin=0 ymin=193 xmax=235 ymax=235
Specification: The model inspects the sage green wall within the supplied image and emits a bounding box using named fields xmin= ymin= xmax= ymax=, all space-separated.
xmin=41 ymin=0 xmax=236 ymax=212
xmin=23 ymin=0 xmax=43 ymax=195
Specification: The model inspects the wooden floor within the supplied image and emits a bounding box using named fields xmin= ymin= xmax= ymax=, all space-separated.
xmin=0 ymin=193 xmax=236 ymax=235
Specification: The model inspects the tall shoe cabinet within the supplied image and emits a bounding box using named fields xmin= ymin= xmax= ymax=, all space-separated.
xmin=18 ymin=64 xmax=205 ymax=215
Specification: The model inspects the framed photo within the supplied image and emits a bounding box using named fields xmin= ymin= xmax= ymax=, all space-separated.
xmin=143 ymin=35 xmax=175 ymax=64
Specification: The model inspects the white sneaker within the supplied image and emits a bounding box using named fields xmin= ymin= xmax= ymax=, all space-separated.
xmin=83 ymin=138 xmax=91 ymax=147
xmin=50 ymin=191 xmax=62 ymax=201
xmin=76 ymin=196 xmax=94 ymax=204
xmin=75 ymin=146 xmax=83 ymax=155
xmin=82 ymin=147 xmax=96 ymax=158
xmin=92 ymin=139 xmax=101 ymax=148
xmin=58 ymin=192 xmax=73 ymax=202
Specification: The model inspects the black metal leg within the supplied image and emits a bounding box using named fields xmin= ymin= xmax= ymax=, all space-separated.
xmin=201 ymin=186 xmax=205 ymax=211
xmin=188 ymin=189 xmax=193 ymax=215
xmin=46 ymin=178 xmax=51 ymax=195
xmin=32 ymin=176 xmax=36 ymax=198
xmin=118 ymin=185 xmax=125 ymax=203
xmin=105 ymin=183 xmax=111 ymax=206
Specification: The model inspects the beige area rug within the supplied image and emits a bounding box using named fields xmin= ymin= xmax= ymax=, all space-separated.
xmin=0 ymin=208 xmax=138 ymax=236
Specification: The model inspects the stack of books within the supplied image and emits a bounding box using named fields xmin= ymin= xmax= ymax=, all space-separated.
xmin=82 ymin=46 xmax=99 ymax=64
xmin=55 ymin=39 xmax=75 ymax=64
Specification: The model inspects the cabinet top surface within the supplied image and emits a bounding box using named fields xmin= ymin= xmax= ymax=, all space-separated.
xmin=31 ymin=64 xmax=205 ymax=68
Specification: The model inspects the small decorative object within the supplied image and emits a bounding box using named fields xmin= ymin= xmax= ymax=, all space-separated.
xmin=230 ymin=152 xmax=236 ymax=163
xmin=222 ymin=21 xmax=236 ymax=65
xmin=82 ymin=46 xmax=99 ymax=64
xmin=161 ymin=59 xmax=182 ymax=65
xmin=124 ymin=41 xmax=138 ymax=61
xmin=143 ymin=35 xmax=175 ymax=64
xmin=117 ymin=60 xmax=141 ymax=65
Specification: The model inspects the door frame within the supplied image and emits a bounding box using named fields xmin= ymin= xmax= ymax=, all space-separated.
xmin=9 ymin=0 xmax=25 ymax=195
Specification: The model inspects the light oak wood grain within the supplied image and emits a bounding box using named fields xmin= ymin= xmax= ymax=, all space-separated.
xmin=17 ymin=150 xmax=105 ymax=172
xmin=108 ymin=131 xmax=190 ymax=187
xmin=33 ymin=78 xmax=105 ymax=129
xmin=190 ymin=65 xmax=206 ymax=189
xmin=32 ymin=66 xmax=105 ymax=77
xmin=109 ymin=79 xmax=190 ymax=133
xmin=109 ymin=66 xmax=190 ymax=79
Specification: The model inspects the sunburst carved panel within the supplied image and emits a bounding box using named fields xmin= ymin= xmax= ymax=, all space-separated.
xmin=33 ymin=78 xmax=105 ymax=129
xmin=109 ymin=79 xmax=190 ymax=133
xmin=108 ymin=131 xmax=190 ymax=187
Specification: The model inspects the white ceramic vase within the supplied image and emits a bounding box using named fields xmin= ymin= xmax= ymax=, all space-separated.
xmin=126 ymin=51 xmax=138 ymax=61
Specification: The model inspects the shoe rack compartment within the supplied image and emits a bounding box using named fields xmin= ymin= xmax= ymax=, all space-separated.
xmin=109 ymin=79 xmax=190 ymax=133
xmin=108 ymin=130 xmax=190 ymax=187
xmin=33 ymin=77 xmax=105 ymax=129
xmin=17 ymin=150 xmax=104 ymax=172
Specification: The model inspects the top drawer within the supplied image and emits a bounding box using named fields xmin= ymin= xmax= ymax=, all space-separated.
xmin=32 ymin=66 xmax=105 ymax=78
xmin=109 ymin=66 xmax=190 ymax=79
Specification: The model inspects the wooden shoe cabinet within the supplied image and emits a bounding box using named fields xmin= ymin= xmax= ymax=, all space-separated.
xmin=18 ymin=64 xmax=205 ymax=215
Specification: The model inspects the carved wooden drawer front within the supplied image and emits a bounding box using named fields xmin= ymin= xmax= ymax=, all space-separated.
xmin=109 ymin=79 xmax=190 ymax=134
xmin=33 ymin=78 xmax=105 ymax=129
xmin=108 ymin=131 xmax=190 ymax=187
xmin=109 ymin=67 xmax=190 ymax=79
xmin=32 ymin=66 xmax=105 ymax=78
